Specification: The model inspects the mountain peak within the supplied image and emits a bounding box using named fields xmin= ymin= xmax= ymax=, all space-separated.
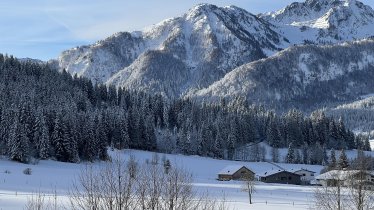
xmin=187 ymin=4 xmax=217 ymax=15
xmin=57 ymin=1 xmax=374 ymax=102
xmin=305 ymin=0 xmax=339 ymax=5
xmin=190 ymin=3 xmax=217 ymax=10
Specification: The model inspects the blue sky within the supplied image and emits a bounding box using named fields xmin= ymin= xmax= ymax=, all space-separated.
xmin=1 ymin=0 xmax=373 ymax=60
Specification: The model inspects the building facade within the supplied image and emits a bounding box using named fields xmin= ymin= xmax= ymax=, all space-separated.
xmin=260 ymin=170 xmax=301 ymax=185
xmin=218 ymin=165 xmax=255 ymax=181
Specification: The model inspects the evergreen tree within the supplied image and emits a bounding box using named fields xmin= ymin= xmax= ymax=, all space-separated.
xmin=227 ymin=132 xmax=236 ymax=160
xmin=266 ymin=120 xmax=281 ymax=148
xmin=286 ymin=143 xmax=295 ymax=163
xmin=337 ymin=149 xmax=349 ymax=169
xmin=184 ymin=130 xmax=193 ymax=155
xmin=295 ymin=150 xmax=301 ymax=164
xmin=82 ymin=119 xmax=97 ymax=162
xmin=328 ymin=149 xmax=336 ymax=170
xmin=271 ymin=147 xmax=280 ymax=163
xmin=322 ymin=145 xmax=328 ymax=166
xmin=120 ymin=117 xmax=130 ymax=150
xmin=363 ymin=136 xmax=371 ymax=151
xmin=213 ymin=129 xmax=224 ymax=159
xmin=9 ymin=119 xmax=29 ymax=163
xmin=310 ymin=142 xmax=324 ymax=165
xmin=302 ymin=143 xmax=309 ymax=164
xmin=38 ymin=116 xmax=50 ymax=159
xmin=96 ymin=118 xmax=109 ymax=161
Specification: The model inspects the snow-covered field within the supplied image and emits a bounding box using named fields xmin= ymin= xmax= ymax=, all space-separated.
xmin=1 ymin=149 xmax=325 ymax=209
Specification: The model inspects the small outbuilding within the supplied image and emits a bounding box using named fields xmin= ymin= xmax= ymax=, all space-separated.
xmin=260 ymin=170 xmax=301 ymax=185
xmin=217 ymin=165 xmax=255 ymax=181
xmin=290 ymin=168 xmax=316 ymax=185
xmin=316 ymin=170 xmax=374 ymax=187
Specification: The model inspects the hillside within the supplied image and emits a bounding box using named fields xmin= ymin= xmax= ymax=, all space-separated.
xmin=55 ymin=0 xmax=374 ymax=103
xmin=325 ymin=95 xmax=374 ymax=133
xmin=3 ymin=54 xmax=366 ymax=166
xmin=57 ymin=4 xmax=287 ymax=99
xmin=192 ymin=39 xmax=374 ymax=111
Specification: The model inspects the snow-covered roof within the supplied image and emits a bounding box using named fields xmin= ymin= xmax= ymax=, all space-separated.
xmin=289 ymin=168 xmax=316 ymax=174
xmin=218 ymin=165 xmax=251 ymax=175
xmin=259 ymin=169 xmax=300 ymax=177
xmin=316 ymin=170 xmax=374 ymax=181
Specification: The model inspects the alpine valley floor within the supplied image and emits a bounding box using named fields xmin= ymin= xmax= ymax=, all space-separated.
xmin=0 ymin=149 xmax=327 ymax=210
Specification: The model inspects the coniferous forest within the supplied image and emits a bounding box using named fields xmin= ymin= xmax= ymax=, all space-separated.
xmin=0 ymin=54 xmax=370 ymax=164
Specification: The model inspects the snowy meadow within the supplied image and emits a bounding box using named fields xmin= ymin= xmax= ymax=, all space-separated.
xmin=0 ymin=149 xmax=324 ymax=210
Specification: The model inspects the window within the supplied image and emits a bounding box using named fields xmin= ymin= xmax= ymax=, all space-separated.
xmin=311 ymin=174 xmax=314 ymax=176
xmin=288 ymin=176 xmax=292 ymax=180
xmin=303 ymin=174 xmax=306 ymax=176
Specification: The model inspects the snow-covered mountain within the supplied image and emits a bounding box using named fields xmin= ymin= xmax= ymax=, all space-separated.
xmin=55 ymin=0 xmax=374 ymax=102
xmin=261 ymin=0 xmax=374 ymax=43
xmin=58 ymin=4 xmax=287 ymax=98
xmin=192 ymin=39 xmax=374 ymax=111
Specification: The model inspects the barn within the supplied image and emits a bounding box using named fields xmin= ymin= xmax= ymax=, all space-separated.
xmin=290 ymin=168 xmax=316 ymax=185
xmin=260 ymin=170 xmax=301 ymax=185
xmin=217 ymin=165 xmax=255 ymax=181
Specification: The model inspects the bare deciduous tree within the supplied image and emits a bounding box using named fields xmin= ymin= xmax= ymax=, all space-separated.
xmin=347 ymin=151 xmax=374 ymax=210
xmin=24 ymin=189 xmax=62 ymax=210
xmin=25 ymin=190 xmax=49 ymax=210
xmin=314 ymin=152 xmax=374 ymax=210
xmin=314 ymin=183 xmax=344 ymax=210
xmin=242 ymin=173 xmax=256 ymax=204
xmin=69 ymin=154 xmax=229 ymax=210
xmin=314 ymin=171 xmax=345 ymax=210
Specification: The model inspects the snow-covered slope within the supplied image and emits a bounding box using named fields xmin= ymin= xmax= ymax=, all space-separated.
xmin=192 ymin=39 xmax=374 ymax=111
xmin=56 ymin=0 xmax=374 ymax=103
xmin=58 ymin=4 xmax=287 ymax=98
xmin=261 ymin=0 xmax=374 ymax=44
xmin=335 ymin=96 xmax=374 ymax=110
xmin=325 ymin=95 xmax=374 ymax=134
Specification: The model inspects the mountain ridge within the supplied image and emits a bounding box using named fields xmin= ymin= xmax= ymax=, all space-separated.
xmin=191 ymin=38 xmax=374 ymax=111
xmin=55 ymin=0 xmax=374 ymax=108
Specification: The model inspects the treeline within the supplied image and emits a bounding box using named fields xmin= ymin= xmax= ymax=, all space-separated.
xmin=0 ymin=54 xmax=369 ymax=164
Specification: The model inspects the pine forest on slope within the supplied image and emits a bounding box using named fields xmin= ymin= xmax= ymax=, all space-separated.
xmin=2 ymin=0 xmax=374 ymax=164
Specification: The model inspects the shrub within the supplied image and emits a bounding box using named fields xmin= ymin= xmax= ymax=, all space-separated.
xmin=23 ymin=168 xmax=32 ymax=175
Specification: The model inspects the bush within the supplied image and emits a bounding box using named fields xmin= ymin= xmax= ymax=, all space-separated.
xmin=23 ymin=168 xmax=32 ymax=175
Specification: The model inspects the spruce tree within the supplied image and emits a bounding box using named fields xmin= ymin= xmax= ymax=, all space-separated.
xmin=9 ymin=120 xmax=29 ymax=163
xmin=38 ymin=117 xmax=50 ymax=159
xmin=96 ymin=119 xmax=109 ymax=161
xmin=227 ymin=132 xmax=236 ymax=160
xmin=329 ymin=149 xmax=336 ymax=170
xmin=363 ymin=136 xmax=371 ymax=151
xmin=271 ymin=147 xmax=280 ymax=163
xmin=286 ymin=143 xmax=295 ymax=163
xmin=338 ymin=149 xmax=349 ymax=169
xmin=120 ymin=117 xmax=130 ymax=150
